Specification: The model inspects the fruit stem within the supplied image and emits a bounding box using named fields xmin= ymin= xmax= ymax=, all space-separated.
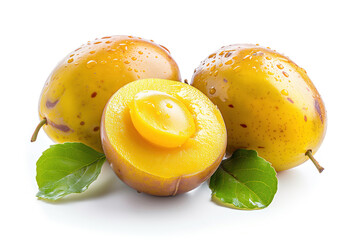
xmin=305 ymin=150 xmax=324 ymax=173
xmin=31 ymin=118 xmax=47 ymax=142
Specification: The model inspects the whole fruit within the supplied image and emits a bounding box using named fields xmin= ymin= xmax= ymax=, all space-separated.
xmin=101 ymin=78 xmax=227 ymax=196
xmin=191 ymin=44 xmax=326 ymax=172
xmin=32 ymin=35 xmax=181 ymax=152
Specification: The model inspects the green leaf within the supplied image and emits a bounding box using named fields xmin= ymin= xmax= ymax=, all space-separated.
xmin=36 ymin=142 xmax=106 ymax=201
xmin=209 ymin=149 xmax=278 ymax=210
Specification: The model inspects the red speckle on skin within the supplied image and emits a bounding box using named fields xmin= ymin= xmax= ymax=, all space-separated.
xmin=304 ymin=115 xmax=307 ymax=122
xmin=48 ymin=120 xmax=71 ymax=132
xmin=287 ymin=97 xmax=294 ymax=103
xmin=240 ymin=124 xmax=247 ymax=128
xmin=93 ymin=126 xmax=100 ymax=132
xmin=225 ymin=52 xmax=232 ymax=57
xmin=315 ymin=99 xmax=324 ymax=123
xmin=91 ymin=92 xmax=97 ymax=98
xmin=46 ymin=99 xmax=59 ymax=108
xmin=80 ymin=121 xmax=85 ymax=125
xmin=258 ymin=146 xmax=265 ymax=149
xmin=228 ymin=104 xmax=234 ymax=108
xmin=223 ymin=79 xmax=228 ymax=83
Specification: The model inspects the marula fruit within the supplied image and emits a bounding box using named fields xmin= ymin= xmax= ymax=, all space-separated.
xmin=31 ymin=35 xmax=181 ymax=152
xmin=191 ymin=44 xmax=327 ymax=172
xmin=101 ymin=78 xmax=227 ymax=196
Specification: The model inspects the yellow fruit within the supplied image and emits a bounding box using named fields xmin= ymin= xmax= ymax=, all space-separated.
xmin=101 ymin=78 xmax=227 ymax=196
xmin=33 ymin=35 xmax=181 ymax=152
xmin=191 ymin=44 xmax=327 ymax=172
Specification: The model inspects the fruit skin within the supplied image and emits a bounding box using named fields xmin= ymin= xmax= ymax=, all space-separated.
xmin=38 ymin=35 xmax=181 ymax=152
xmin=191 ymin=44 xmax=327 ymax=171
xmin=101 ymin=79 xmax=227 ymax=196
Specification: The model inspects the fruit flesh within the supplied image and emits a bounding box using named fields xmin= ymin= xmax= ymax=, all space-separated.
xmin=129 ymin=90 xmax=196 ymax=148
xmin=38 ymin=35 xmax=181 ymax=152
xmin=191 ymin=44 xmax=326 ymax=171
xmin=101 ymin=79 xmax=227 ymax=196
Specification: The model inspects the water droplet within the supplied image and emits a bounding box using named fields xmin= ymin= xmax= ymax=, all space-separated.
xmin=124 ymin=60 xmax=130 ymax=64
xmin=166 ymin=103 xmax=173 ymax=108
xmin=90 ymin=50 xmax=95 ymax=54
xmin=101 ymin=36 xmax=111 ymax=39
xmin=208 ymin=53 xmax=216 ymax=58
xmin=94 ymin=41 xmax=102 ymax=44
xmin=105 ymin=40 xmax=112 ymax=44
xmin=277 ymin=64 xmax=284 ymax=69
xmin=265 ymin=56 xmax=271 ymax=60
xmin=225 ymin=60 xmax=233 ymax=65
xmin=138 ymin=51 xmax=143 ymax=55
xmin=131 ymin=57 xmax=137 ymax=61
xmin=165 ymin=114 xmax=170 ymax=119
xmin=219 ymin=51 xmax=225 ymax=56
xmin=134 ymin=69 xmax=138 ymax=73
xmin=267 ymin=71 xmax=274 ymax=75
xmin=282 ymin=71 xmax=289 ymax=77
xmin=69 ymin=54 xmax=75 ymax=57
xmin=209 ymin=87 xmax=216 ymax=95
xmin=281 ymin=89 xmax=289 ymax=96
xmin=231 ymin=65 xmax=240 ymax=72
xmin=67 ymin=58 xmax=74 ymax=63
xmin=214 ymin=70 xmax=219 ymax=76
xmin=86 ymin=60 xmax=97 ymax=68
xmin=128 ymin=67 xmax=132 ymax=71
xmin=156 ymin=111 xmax=161 ymax=115
xmin=219 ymin=63 xmax=223 ymax=67
xmin=210 ymin=65 xmax=216 ymax=71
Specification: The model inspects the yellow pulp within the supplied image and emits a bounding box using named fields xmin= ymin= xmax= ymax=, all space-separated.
xmin=102 ymin=79 xmax=227 ymax=178
xmin=129 ymin=90 xmax=195 ymax=148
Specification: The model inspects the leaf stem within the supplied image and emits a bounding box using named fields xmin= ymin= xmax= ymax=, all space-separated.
xmin=305 ymin=149 xmax=324 ymax=173
xmin=31 ymin=118 xmax=47 ymax=142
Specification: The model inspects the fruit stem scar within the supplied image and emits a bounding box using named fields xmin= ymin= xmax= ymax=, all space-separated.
xmin=305 ymin=149 xmax=324 ymax=173
xmin=31 ymin=118 xmax=47 ymax=142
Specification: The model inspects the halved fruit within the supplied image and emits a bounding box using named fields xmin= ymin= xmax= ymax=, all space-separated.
xmin=101 ymin=78 xmax=227 ymax=196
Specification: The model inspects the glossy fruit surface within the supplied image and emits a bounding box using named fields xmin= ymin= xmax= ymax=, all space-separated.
xmin=191 ymin=44 xmax=326 ymax=171
xmin=38 ymin=35 xmax=181 ymax=152
xmin=101 ymin=78 xmax=227 ymax=196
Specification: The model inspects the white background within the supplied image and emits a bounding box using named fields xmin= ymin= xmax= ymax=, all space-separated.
xmin=1 ymin=0 xmax=359 ymax=239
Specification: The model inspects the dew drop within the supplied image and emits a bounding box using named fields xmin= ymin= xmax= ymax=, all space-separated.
xmin=90 ymin=50 xmax=96 ymax=54
xmin=277 ymin=64 xmax=284 ymax=69
xmin=281 ymin=89 xmax=289 ymax=96
xmin=105 ymin=40 xmax=112 ymax=44
xmin=131 ymin=57 xmax=137 ymax=61
xmin=166 ymin=103 xmax=173 ymax=108
xmin=67 ymin=58 xmax=74 ymax=63
xmin=209 ymin=87 xmax=216 ymax=95
xmin=86 ymin=60 xmax=97 ymax=68
xmin=138 ymin=51 xmax=143 ymax=55
xmin=124 ymin=60 xmax=130 ymax=64
xmin=265 ymin=56 xmax=271 ymax=60
xmin=282 ymin=71 xmax=289 ymax=77
xmin=225 ymin=60 xmax=233 ymax=65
